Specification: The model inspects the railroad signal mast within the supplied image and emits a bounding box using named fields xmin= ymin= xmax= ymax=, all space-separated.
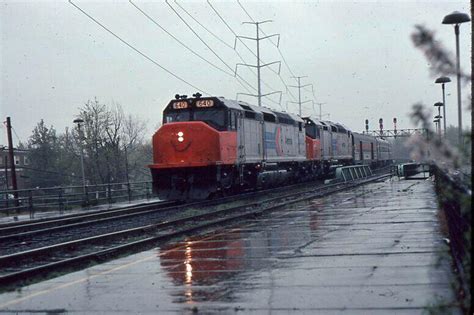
xmin=235 ymin=20 xmax=282 ymax=107
xmin=364 ymin=117 xmax=428 ymax=139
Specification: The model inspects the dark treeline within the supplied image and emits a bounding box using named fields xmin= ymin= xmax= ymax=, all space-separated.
xmin=21 ymin=98 xmax=153 ymax=188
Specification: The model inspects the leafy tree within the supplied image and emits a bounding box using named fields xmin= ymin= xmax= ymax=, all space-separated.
xmin=25 ymin=120 xmax=63 ymax=187
xmin=411 ymin=24 xmax=471 ymax=313
xmin=74 ymin=98 xmax=151 ymax=185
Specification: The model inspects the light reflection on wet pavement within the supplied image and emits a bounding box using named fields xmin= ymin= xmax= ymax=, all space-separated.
xmin=0 ymin=179 xmax=461 ymax=314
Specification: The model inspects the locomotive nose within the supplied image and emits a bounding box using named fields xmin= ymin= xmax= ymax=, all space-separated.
xmin=172 ymin=130 xmax=191 ymax=151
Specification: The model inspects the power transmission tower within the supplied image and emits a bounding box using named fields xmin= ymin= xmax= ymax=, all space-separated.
xmin=235 ymin=20 xmax=282 ymax=107
xmin=314 ymin=102 xmax=327 ymax=120
xmin=288 ymin=76 xmax=314 ymax=116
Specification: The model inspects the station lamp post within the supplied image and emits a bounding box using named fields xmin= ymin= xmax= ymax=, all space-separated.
xmin=73 ymin=118 xmax=87 ymax=194
xmin=434 ymin=115 xmax=443 ymax=137
xmin=433 ymin=118 xmax=440 ymax=136
xmin=442 ymin=11 xmax=470 ymax=147
xmin=434 ymin=77 xmax=451 ymax=136
xmin=434 ymin=102 xmax=444 ymax=137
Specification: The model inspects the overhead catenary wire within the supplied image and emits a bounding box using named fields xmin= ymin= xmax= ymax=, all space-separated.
xmin=68 ymin=0 xmax=211 ymax=95
xmin=176 ymin=1 xmax=258 ymax=80
xmin=130 ymin=1 xmax=284 ymax=107
xmin=174 ymin=0 xmax=281 ymax=106
xmin=237 ymin=0 xmax=299 ymax=90
xmin=233 ymin=1 xmax=297 ymax=102
xmin=174 ymin=1 xmax=234 ymax=51
xmin=129 ymin=1 xmax=233 ymax=77
xmin=165 ymin=0 xmax=256 ymax=95
xmin=206 ymin=1 xmax=295 ymax=107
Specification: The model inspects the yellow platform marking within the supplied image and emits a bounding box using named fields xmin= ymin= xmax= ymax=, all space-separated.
xmin=0 ymin=231 xmax=231 ymax=309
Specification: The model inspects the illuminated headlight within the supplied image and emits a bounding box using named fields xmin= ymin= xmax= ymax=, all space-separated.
xmin=178 ymin=136 xmax=184 ymax=142
xmin=177 ymin=131 xmax=184 ymax=137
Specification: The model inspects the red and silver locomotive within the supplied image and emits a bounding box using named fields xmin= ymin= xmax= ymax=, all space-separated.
xmin=149 ymin=94 xmax=391 ymax=200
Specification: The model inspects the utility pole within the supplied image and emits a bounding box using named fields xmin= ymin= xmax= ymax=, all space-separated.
xmin=3 ymin=155 xmax=8 ymax=191
xmin=235 ymin=20 xmax=281 ymax=107
xmin=288 ymin=76 xmax=313 ymax=116
xmin=6 ymin=117 xmax=19 ymax=207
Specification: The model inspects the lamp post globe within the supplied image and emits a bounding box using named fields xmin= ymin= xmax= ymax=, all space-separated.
xmin=442 ymin=11 xmax=470 ymax=147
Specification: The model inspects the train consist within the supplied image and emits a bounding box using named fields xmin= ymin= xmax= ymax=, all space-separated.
xmin=149 ymin=94 xmax=392 ymax=199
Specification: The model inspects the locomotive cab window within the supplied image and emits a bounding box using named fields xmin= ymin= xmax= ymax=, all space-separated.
xmin=164 ymin=110 xmax=191 ymax=124
xmin=194 ymin=108 xmax=227 ymax=131
xmin=263 ymin=112 xmax=276 ymax=123
xmin=305 ymin=124 xmax=320 ymax=139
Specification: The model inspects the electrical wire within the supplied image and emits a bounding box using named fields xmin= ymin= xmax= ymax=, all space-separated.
xmin=21 ymin=166 xmax=84 ymax=179
xmin=175 ymin=0 xmax=281 ymax=106
xmin=129 ymin=0 xmax=233 ymax=77
xmin=10 ymin=127 xmax=22 ymax=145
xmin=165 ymin=0 xmax=256 ymax=94
xmin=206 ymin=1 xmax=292 ymax=106
xmin=174 ymin=1 xmax=234 ymax=50
xmin=237 ymin=0 xmax=299 ymax=93
xmin=69 ymin=0 xmax=211 ymax=95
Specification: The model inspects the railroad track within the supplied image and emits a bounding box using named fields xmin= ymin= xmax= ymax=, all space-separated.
xmin=0 ymin=172 xmax=391 ymax=290
xmin=0 ymin=165 xmax=393 ymax=240
xmin=0 ymin=180 xmax=329 ymax=255
xmin=0 ymin=199 xmax=178 ymax=236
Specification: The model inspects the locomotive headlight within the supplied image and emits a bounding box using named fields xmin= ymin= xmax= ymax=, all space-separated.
xmin=177 ymin=131 xmax=184 ymax=142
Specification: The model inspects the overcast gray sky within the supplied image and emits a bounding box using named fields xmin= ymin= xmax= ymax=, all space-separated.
xmin=0 ymin=0 xmax=471 ymax=146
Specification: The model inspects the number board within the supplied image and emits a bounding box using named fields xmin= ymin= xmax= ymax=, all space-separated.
xmin=173 ymin=101 xmax=188 ymax=109
xmin=196 ymin=99 xmax=214 ymax=108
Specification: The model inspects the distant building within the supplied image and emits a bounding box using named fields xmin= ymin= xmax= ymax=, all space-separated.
xmin=0 ymin=146 xmax=30 ymax=191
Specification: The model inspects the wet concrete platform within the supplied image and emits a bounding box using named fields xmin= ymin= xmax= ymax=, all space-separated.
xmin=0 ymin=178 xmax=460 ymax=314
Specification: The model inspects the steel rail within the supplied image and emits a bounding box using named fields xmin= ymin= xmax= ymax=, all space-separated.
xmin=0 ymin=172 xmax=390 ymax=289
xmin=1 ymin=165 xmax=392 ymax=236
xmin=0 ymin=200 xmax=179 ymax=236
xmin=0 ymin=178 xmax=326 ymax=239
xmin=0 ymin=179 xmax=330 ymax=252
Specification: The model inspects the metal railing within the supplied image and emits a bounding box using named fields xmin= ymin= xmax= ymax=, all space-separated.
xmin=393 ymin=162 xmax=432 ymax=179
xmin=0 ymin=181 xmax=154 ymax=218
xmin=335 ymin=165 xmax=372 ymax=182
xmin=433 ymin=165 xmax=471 ymax=311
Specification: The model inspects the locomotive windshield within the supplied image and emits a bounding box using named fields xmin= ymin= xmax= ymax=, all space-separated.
xmin=163 ymin=107 xmax=227 ymax=131
xmin=305 ymin=124 xmax=320 ymax=139
xmin=194 ymin=109 xmax=226 ymax=131
xmin=164 ymin=110 xmax=191 ymax=123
